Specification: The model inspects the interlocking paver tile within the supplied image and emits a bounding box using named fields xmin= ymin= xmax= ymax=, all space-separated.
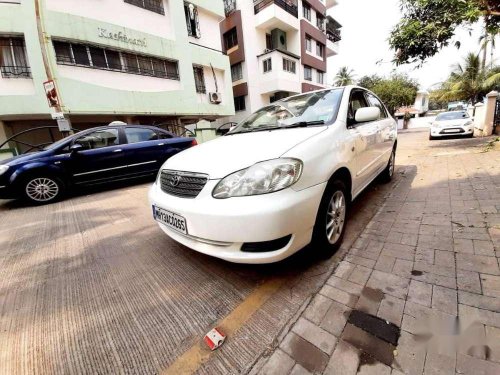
xmin=366 ymin=270 xmax=410 ymax=300
xmin=457 ymin=269 xmax=482 ymax=294
xmin=291 ymin=318 xmax=337 ymax=355
xmin=407 ymin=280 xmax=432 ymax=307
xmin=320 ymin=300 xmax=350 ymax=337
xmin=377 ymin=294 xmax=405 ymax=327
xmin=458 ymin=291 xmax=500 ymax=313
xmin=480 ymin=274 xmax=500 ymax=298
xmin=432 ymin=285 xmax=458 ymax=315
xmin=456 ymin=254 xmax=500 ymax=275
xmin=279 ymin=333 xmax=329 ymax=374
xmin=303 ymin=294 xmax=332 ymax=325
xmin=259 ymin=349 xmax=295 ymax=375
xmin=323 ymin=340 xmax=359 ymax=375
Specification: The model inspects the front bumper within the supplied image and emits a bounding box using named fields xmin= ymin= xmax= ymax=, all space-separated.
xmin=430 ymin=125 xmax=473 ymax=137
xmin=148 ymin=180 xmax=326 ymax=264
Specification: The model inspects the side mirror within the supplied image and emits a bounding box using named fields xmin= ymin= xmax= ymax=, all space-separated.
xmin=355 ymin=107 xmax=381 ymax=123
xmin=70 ymin=144 xmax=83 ymax=153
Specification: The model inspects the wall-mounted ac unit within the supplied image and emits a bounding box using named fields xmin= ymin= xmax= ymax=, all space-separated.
xmin=209 ymin=92 xmax=222 ymax=104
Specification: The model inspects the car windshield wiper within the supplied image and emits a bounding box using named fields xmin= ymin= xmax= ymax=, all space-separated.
xmin=280 ymin=120 xmax=325 ymax=129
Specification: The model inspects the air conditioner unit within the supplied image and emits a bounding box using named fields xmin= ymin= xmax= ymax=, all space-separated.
xmin=209 ymin=92 xmax=222 ymax=104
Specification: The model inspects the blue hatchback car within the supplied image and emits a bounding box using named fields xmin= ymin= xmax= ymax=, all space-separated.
xmin=0 ymin=124 xmax=196 ymax=204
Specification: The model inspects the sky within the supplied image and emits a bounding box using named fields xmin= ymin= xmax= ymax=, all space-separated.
xmin=326 ymin=0 xmax=500 ymax=90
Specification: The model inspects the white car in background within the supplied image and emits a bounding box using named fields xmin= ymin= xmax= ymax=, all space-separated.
xmin=429 ymin=111 xmax=474 ymax=140
xmin=149 ymin=86 xmax=397 ymax=264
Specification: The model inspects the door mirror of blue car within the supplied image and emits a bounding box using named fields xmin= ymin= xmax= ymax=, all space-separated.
xmin=70 ymin=144 xmax=84 ymax=153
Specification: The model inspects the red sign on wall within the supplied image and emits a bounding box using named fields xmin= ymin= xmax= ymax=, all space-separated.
xmin=43 ymin=80 xmax=59 ymax=108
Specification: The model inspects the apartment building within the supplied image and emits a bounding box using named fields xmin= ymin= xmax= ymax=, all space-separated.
xmin=0 ymin=0 xmax=234 ymax=153
xmin=219 ymin=0 xmax=341 ymax=125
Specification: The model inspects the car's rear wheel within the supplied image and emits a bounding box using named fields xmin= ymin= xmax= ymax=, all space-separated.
xmin=23 ymin=175 xmax=65 ymax=204
xmin=311 ymin=179 xmax=348 ymax=256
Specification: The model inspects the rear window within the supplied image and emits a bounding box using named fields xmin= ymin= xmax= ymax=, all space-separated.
xmin=436 ymin=112 xmax=469 ymax=121
xmin=125 ymin=128 xmax=159 ymax=143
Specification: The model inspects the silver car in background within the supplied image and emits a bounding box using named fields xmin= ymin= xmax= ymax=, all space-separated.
xmin=429 ymin=111 xmax=474 ymax=140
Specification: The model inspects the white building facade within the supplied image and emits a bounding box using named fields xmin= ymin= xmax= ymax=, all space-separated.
xmin=219 ymin=0 xmax=341 ymax=125
xmin=0 ymin=0 xmax=234 ymax=153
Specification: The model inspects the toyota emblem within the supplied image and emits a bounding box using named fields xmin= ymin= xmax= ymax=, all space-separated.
xmin=171 ymin=175 xmax=181 ymax=187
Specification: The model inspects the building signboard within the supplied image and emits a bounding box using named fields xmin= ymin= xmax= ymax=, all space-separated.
xmin=43 ymin=80 xmax=59 ymax=108
xmin=98 ymin=28 xmax=147 ymax=48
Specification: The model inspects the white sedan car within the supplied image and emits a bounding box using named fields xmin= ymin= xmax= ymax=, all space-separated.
xmin=149 ymin=86 xmax=397 ymax=264
xmin=429 ymin=111 xmax=474 ymax=140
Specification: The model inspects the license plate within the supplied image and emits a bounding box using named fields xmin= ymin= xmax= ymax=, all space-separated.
xmin=443 ymin=129 xmax=460 ymax=133
xmin=153 ymin=206 xmax=187 ymax=234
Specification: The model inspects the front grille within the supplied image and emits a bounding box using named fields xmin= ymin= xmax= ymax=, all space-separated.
xmin=439 ymin=128 xmax=465 ymax=134
xmin=160 ymin=170 xmax=208 ymax=198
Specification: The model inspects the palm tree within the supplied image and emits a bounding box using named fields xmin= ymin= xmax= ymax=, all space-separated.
xmin=479 ymin=30 xmax=498 ymax=70
xmin=436 ymin=52 xmax=500 ymax=104
xmin=334 ymin=66 xmax=355 ymax=86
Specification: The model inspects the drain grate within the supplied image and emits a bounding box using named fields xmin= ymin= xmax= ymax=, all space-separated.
xmin=347 ymin=310 xmax=400 ymax=346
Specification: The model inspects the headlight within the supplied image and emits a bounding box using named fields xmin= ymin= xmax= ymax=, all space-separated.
xmin=0 ymin=165 xmax=9 ymax=176
xmin=464 ymin=121 xmax=473 ymax=126
xmin=212 ymin=158 xmax=303 ymax=199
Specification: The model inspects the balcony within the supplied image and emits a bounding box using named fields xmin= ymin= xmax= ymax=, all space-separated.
xmin=224 ymin=0 xmax=237 ymax=16
xmin=253 ymin=0 xmax=300 ymax=31
xmin=257 ymin=49 xmax=301 ymax=95
xmin=254 ymin=0 xmax=298 ymax=17
xmin=326 ymin=16 xmax=341 ymax=56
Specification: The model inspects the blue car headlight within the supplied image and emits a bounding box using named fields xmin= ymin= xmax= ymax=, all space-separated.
xmin=0 ymin=165 xmax=9 ymax=176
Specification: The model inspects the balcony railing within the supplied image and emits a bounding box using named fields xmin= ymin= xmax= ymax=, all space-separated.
xmin=0 ymin=66 xmax=31 ymax=78
xmin=327 ymin=28 xmax=341 ymax=43
xmin=254 ymin=0 xmax=298 ymax=18
xmin=224 ymin=0 xmax=237 ymax=16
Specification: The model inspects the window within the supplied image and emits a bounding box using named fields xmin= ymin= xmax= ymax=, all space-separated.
xmin=124 ymin=0 xmax=164 ymax=15
xmin=305 ymin=36 xmax=312 ymax=52
xmin=263 ymin=58 xmax=272 ymax=73
xmin=282 ymin=58 xmax=296 ymax=74
xmin=125 ymin=128 xmax=159 ymax=143
xmin=184 ymin=2 xmax=200 ymax=38
xmin=303 ymin=2 xmax=311 ymax=20
xmin=231 ymin=62 xmax=243 ymax=81
xmin=223 ymin=27 xmax=238 ymax=50
xmin=75 ymin=129 xmax=119 ymax=150
xmin=193 ymin=66 xmax=206 ymax=93
xmin=53 ymin=41 xmax=180 ymax=80
xmin=348 ymin=90 xmax=369 ymax=125
xmin=234 ymin=96 xmax=246 ymax=112
xmin=316 ymin=12 xmax=325 ymax=30
xmin=366 ymin=92 xmax=388 ymax=118
xmin=304 ymin=65 xmax=312 ymax=81
xmin=0 ymin=37 xmax=31 ymax=78
xmin=316 ymin=43 xmax=324 ymax=58
xmin=317 ymin=71 xmax=324 ymax=84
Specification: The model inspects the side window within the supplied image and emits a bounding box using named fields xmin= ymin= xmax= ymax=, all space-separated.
xmin=75 ymin=129 xmax=119 ymax=150
xmin=365 ymin=92 xmax=388 ymax=119
xmin=348 ymin=90 xmax=369 ymax=125
xmin=124 ymin=128 xmax=159 ymax=144
xmin=158 ymin=131 xmax=174 ymax=139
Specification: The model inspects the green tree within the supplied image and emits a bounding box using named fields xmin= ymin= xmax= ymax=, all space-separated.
xmin=357 ymin=75 xmax=383 ymax=91
xmin=389 ymin=0 xmax=500 ymax=65
xmin=334 ymin=66 xmax=356 ymax=86
xmin=432 ymin=52 xmax=500 ymax=103
xmin=366 ymin=74 xmax=419 ymax=115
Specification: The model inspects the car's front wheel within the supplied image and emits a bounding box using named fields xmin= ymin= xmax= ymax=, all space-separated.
xmin=23 ymin=175 xmax=65 ymax=204
xmin=311 ymin=180 xmax=348 ymax=256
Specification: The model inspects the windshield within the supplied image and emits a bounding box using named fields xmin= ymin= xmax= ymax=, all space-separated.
xmin=229 ymin=89 xmax=344 ymax=134
xmin=436 ymin=112 xmax=469 ymax=121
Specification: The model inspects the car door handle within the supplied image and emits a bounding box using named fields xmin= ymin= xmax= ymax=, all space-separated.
xmin=158 ymin=143 xmax=165 ymax=146
xmin=113 ymin=149 xmax=123 ymax=153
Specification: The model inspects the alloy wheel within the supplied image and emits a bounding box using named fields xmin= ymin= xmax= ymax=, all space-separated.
xmin=326 ymin=190 xmax=346 ymax=244
xmin=388 ymin=151 xmax=395 ymax=178
xmin=25 ymin=178 xmax=59 ymax=202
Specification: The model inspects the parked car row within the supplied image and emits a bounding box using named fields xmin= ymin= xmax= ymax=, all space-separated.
xmin=1 ymin=86 xmax=398 ymax=264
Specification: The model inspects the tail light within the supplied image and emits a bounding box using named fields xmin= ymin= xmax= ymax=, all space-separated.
xmin=190 ymin=139 xmax=198 ymax=147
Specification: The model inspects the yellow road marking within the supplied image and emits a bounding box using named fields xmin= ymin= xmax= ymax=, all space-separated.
xmin=162 ymin=277 xmax=286 ymax=375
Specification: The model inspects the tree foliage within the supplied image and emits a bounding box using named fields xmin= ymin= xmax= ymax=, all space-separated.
xmin=358 ymin=73 xmax=419 ymax=114
xmin=431 ymin=52 xmax=500 ymax=103
xmin=334 ymin=66 xmax=356 ymax=86
xmin=389 ymin=0 xmax=500 ymax=65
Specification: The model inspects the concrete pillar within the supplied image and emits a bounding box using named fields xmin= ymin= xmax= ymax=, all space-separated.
xmin=483 ymin=91 xmax=498 ymax=137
